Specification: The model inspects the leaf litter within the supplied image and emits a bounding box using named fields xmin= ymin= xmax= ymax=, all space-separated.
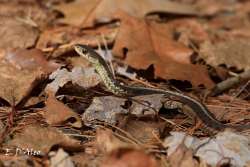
xmin=0 ymin=0 xmax=249 ymax=167
xmin=112 ymin=12 xmax=214 ymax=87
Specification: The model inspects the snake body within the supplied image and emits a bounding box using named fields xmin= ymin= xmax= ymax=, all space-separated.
xmin=74 ymin=44 xmax=250 ymax=131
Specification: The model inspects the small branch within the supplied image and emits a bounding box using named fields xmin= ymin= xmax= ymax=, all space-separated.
xmin=209 ymin=69 xmax=250 ymax=96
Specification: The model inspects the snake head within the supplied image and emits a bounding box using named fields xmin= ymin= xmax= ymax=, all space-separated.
xmin=74 ymin=44 xmax=100 ymax=64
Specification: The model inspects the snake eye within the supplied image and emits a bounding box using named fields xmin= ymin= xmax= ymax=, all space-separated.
xmin=82 ymin=48 xmax=88 ymax=54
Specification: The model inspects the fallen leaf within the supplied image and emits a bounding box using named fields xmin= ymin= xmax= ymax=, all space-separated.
xmin=195 ymin=0 xmax=236 ymax=16
xmin=165 ymin=18 xmax=209 ymax=45
xmin=82 ymin=96 xmax=128 ymax=125
xmin=168 ymin=143 xmax=199 ymax=167
xmin=37 ymin=25 xmax=118 ymax=58
xmin=200 ymin=39 xmax=250 ymax=70
xmin=50 ymin=148 xmax=74 ymax=167
xmin=203 ymin=2 xmax=250 ymax=37
xmin=0 ymin=55 xmax=45 ymax=105
xmin=0 ymin=157 xmax=40 ymax=167
xmin=0 ymin=16 xmax=39 ymax=50
xmin=82 ymin=0 xmax=198 ymax=27
xmin=7 ymin=124 xmax=83 ymax=154
xmin=53 ymin=0 xmax=99 ymax=26
xmin=164 ymin=131 xmax=250 ymax=167
xmin=101 ymin=149 xmax=159 ymax=167
xmin=45 ymin=67 xmax=101 ymax=95
xmin=5 ymin=48 xmax=61 ymax=73
xmin=44 ymin=93 xmax=82 ymax=128
xmin=130 ymin=94 xmax=165 ymax=115
xmin=36 ymin=26 xmax=79 ymax=49
xmin=95 ymin=129 xmax=133 ymax=153
xmin=71 ymin=153 xmax=98 ymax=167
xmin=208 ymin=13 xmax=249 ymax=31
xmin=113 ymin=13 xmax=214 ymax=87
xmin=121 ymin=120 xmax=166 ymax=145
xmin=0 ymin=1 xmax=57 ymax=28
xmin=83 ymin=94 xmax=165 ymax=125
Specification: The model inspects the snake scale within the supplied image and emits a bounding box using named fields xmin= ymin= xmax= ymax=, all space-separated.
xmin=74 ymin=44 xmax=250 ymax=131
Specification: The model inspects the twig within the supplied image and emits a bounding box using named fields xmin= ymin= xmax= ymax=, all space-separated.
xmin=101 ymin=33 xmax=116 ymax=77
xmin=209 ymin=69 xmax=250 ymax=96
xmin=231 ymin=80 xmax=250 ymax=99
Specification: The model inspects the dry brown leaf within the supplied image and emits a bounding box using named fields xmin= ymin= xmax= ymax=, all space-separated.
xmin=0 ymin=54 xmax=45 ymax=105
xmin=121 ymin=120 xmax=166 ymax=145
xmin=37 ymin=26 xmax=114 ymax=49
xmin=82 ymin=0 xmax=198 ymax=27
xmin=5 ymin=48 xmax=61 ymax=73
xmin=36 ymin=26 xmax=79 ymax=49
xmin=83 ymin=94 xmax=165 ymax=125
xmin=195 ymin=0 xmax=237 ymax=16
xmin=200 ymin=39 xmax=250 ymax=70
xmin=50 ymin=148 xmax=74 ymax=167
xmin=168 ymin=144 xmax=199 ymax=167
xmin=227 ymin=27 xmax=250 ymax=39
xmin=199 ymin=1 xmax=250 ymax=31
xmin=7 ymin=124 xmax=82 ymax=154
xmin=53 ymin=0 xmax=100 ymax=26
xmin=0 ymin=48 xmax=59 ymax=105
xmin=37 ymin=25 xmax=117 ymax=58
xmin=0 ymin=157 xmax=41 ymax=167
xmin=83 ymin=96 xmax=128 ymax=125
xmin=0 ymin=16 xmax=39 ymax=50
xmin=54 ymin=0 xmax=198 ymax=27
xmin=101 ymin=149 xmax=159 ymax=167
xmin=131 ymin=94 xmax=166 ymax=115
xmin=71 ymin=152 xmax=99 ymax=167
xmin=164 ymin=131 xmax=250 ymax=166
xmin=208 ymin=12 xmax=250 ymax=31
xmin=113 ymin=14 xmax=214 ymax=87
xmin=165 ymin=18 xmax=209 ymax=45
xmin=0 ymin=1 xmax=57 ymax=28
xmin=44 ymin=93 xmax=82 ymax=128
xmin=46 ymin=67 xmax=101 ymax=95
xmin=96 ymin=129 xmax=132 ymax=153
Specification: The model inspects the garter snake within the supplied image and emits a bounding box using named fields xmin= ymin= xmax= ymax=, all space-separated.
xmin=74 ymin=44 xmax=250 ymax=131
